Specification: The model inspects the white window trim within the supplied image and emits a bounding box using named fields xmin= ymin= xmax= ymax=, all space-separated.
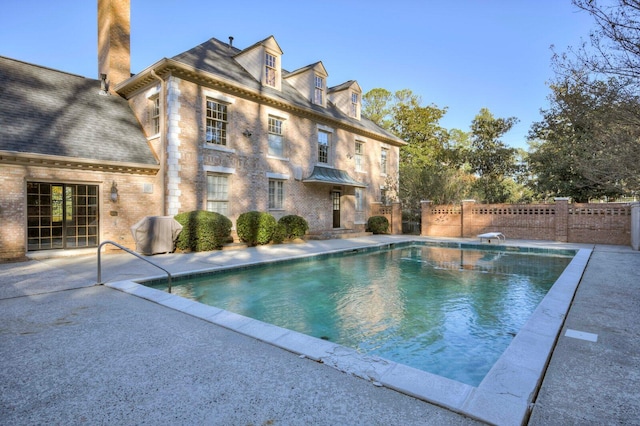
xmin=267 ymin=114 xmax=288 ymax=160
xmin=268 ymin=178 xmax=285 ymax=210
xmin=145 ymin=85 xmax=161 ymax=99
xmin=354 ymin=139 xmax=366 ymax=173
xmin=203 ymin=89 xmax=236 ymax=104
xmin=266 ymin=172 xmax=290 ymax=180
xmin=204 ymin=96 xmax=233 ymax=151
xmin=203 ymin=144 xmax=236 ymax=154
xmin=204 ymin=165 xmax=236 ymax=174
xmin=145 ymin=85 xmax=162 ymax=139
xmin=380 ymin=147 xmax=389 ymax=176
xmin=355 ymin=187 xmax=365 ymax=212
xmin=206 ymin=173 xmax=230 ymax=216
xmin=317 ymin=128 xmax=332 ymax=165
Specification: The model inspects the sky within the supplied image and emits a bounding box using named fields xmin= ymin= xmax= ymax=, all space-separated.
xmin=0 ymin=1 xmax=597 ymax=149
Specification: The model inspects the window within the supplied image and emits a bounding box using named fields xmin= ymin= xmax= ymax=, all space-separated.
xmin=351 ymin=92 xmax=359 ymax=117
xmin=206 ymin=174 xmax=229 ymax=215
xmin=268 ymin=116 xmax=284 ymax=157
xmin=355 ymin=141 xmax=364 ymax=172
xmin=381 ymin=148 xmax=388 ymax=174
xmin=318 ymin=130 xmax=330 ymax=164
xmin=314 ymin=75 xmax=324 ymax=105
xmin=151 ymin=96 xmax=160 ymax=135
xmin=381 ymin=188 xmax=388 ymax=205
xmin=265 ymin=52 xmax=277 ymax=87
xmin=268 ymin=179 xmax=284 ymax=209
xmin=355 ymin=187 xmax=365 ymax=211
xmin=206 ymin=99 xmax=228 ymax=146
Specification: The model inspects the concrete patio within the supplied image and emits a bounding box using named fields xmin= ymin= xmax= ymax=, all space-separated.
xmin=1 ymin=236 xmax=638 ymax=425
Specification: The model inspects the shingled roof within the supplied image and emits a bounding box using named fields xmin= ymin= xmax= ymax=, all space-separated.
xmin=128 ymin=37 xmax=404 ymax=146
xmin=0 ymin=56 xmax=157 ymax=168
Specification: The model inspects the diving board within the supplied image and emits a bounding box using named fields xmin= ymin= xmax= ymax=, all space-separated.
xmin=478 ymin=232 xmax=505 ymax=243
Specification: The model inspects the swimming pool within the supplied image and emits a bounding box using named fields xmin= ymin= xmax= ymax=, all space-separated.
xmin=146 ymin=243 xmax=574 ymax=386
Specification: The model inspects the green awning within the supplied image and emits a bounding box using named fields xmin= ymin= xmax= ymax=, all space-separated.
xmin=302 ymin=165 xmax=366 ymax=187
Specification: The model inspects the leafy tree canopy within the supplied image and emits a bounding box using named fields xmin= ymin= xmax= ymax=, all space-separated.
xmin=468 ymin=108 xmax=521 ymax=203
xmin=528 ymin=75 xmax=640 ymax=201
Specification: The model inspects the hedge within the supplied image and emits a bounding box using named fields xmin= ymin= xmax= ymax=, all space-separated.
xmin=366 ymin=215 xmax=390 ymax=234
xmin=236 ymin=211 xmax=277 ymax=246
xmin=174 ymin=210 xmax=232 ymax=251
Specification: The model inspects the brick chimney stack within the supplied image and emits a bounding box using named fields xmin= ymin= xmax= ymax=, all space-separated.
xmin=98 ymin=0 xmax=131 ymax=94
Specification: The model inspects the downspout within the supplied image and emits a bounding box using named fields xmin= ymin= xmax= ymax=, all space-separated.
xmin=150 ymin=69 xmax=167 ymax=216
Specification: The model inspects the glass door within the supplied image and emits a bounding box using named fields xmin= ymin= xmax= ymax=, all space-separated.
xmin=332 ymin=191 xmax=341 ymax=228
xmin=27 ymin=182 xmax=99 ymax=250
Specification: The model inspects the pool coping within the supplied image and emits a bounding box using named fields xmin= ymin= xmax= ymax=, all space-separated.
xmin=104 ymin=241 xmax=591 ymax=425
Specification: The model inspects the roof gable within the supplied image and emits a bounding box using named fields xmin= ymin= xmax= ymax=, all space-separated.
xmin=285 ymin=61 xmax=328 ymax=79
xmin=328 ymin=80 xmax=361 ymax=94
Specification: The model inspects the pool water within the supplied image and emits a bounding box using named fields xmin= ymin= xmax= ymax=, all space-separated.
xmin=149 ymin=245 xmax=573 ymax=386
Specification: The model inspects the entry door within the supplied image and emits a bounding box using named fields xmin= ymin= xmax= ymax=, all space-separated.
xmin=332 ymin=191 xmax=341 ymax=228
xmin=27 ymin=182 xmax=99 ymax=250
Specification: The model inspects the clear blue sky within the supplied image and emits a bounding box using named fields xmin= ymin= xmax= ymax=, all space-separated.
xmin=1 ymin=0 xmax=595 ymax=149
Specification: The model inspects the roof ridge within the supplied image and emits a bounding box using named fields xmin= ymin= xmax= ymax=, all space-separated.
xmin=0 ymin=55 xmax=90 ymax=80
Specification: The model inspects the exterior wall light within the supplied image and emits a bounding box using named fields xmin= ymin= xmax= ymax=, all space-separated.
xmin=110 ymin=181 xmax=118 ymax=202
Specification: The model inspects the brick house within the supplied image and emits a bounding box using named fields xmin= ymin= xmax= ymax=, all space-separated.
xmin=0 ymin=0 xmax=403 ymax=260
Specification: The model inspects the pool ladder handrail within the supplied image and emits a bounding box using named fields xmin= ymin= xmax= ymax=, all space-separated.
xmin=97 ymin=240 xmax=173 ymax=293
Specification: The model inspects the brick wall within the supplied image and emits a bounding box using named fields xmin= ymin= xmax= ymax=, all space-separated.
xmin=127 ymin=76 xmax=399 ymax=235
xmin=0 ymin=163 xmax=161 ymax=260
xmin=421 ymin=199 xmax=636 ymax=247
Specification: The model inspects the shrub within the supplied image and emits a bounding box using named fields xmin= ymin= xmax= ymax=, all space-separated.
xmin=278 ymin=215 xmax=309 ymax=240
xmin=271 ymin=223 xmax=287 ymax=244
xmin=366 ymin=215 xmax=390 ymax=234
xmin=236 ymin=211 xmax=277 ymax=246
xmin=174 ymin=210 xmax=232 ymax=251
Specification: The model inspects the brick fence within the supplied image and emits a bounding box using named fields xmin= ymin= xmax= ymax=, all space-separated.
xmin=421 ymin=198 xmax=640 ymax=248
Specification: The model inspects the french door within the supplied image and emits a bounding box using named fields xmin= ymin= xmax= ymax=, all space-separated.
xmin=27 ymin=182 xmax=99 ymax=250
xmin=332 ymin=190 xmax=341 ymax=228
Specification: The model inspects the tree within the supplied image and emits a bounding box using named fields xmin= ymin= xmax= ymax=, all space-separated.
xmin=528 ymin=76 xmax=640 ymax=201
xmin=362 ymin=88 xmax=393 ymax=130
xmin=363 ymin=88 xmax=458 ymax=212
xmin=467 ymin=108 xmax=520 ymax=203
xmin=569 ymin=0 xmax=640 ymax=82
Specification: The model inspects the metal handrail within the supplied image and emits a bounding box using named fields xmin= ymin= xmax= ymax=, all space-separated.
xmin=97 ymin=240 xmax=173 ymax=293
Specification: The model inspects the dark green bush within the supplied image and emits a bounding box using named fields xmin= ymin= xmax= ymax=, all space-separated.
xmin=236 ymin=211 xmax=277 ymax=246
xmin=366 ymin=215 xmax=390 ymax=234
xmin=271 ymin=223 xmax=287 ymax=244
xmin=174 ymin=210 xmax=232 ymax=251
xmin=278 ymin=215 xmax=309 ymax=240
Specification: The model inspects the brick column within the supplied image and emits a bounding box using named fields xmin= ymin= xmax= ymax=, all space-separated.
xmin=461 ymin=199 xmax=476 ymax=238
xmin=420 ymin=200 xmax=431 ymax=236
xmin=631 ymin=202 xmax=640 ymax=250
xmin=391 ymin=202 xmax=402 ymax=234
xmin=554 ymin=197 xmax=569 ymax=242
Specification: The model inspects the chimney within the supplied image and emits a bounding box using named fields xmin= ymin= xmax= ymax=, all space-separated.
xmin=98 ymin=0 xmax=131 ymax=94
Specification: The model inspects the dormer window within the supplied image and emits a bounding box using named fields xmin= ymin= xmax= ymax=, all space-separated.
xmin=265 ymin=52 xmax=277 ymax=87
xmin=314 ymin=75 xmax=324 ymax=105
xmin=351 ymin=92 xmax=359 ymax=118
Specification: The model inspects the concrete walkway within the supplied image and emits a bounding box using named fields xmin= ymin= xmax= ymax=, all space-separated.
xmin=1 ymin=236 xmax=638 ymax=425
